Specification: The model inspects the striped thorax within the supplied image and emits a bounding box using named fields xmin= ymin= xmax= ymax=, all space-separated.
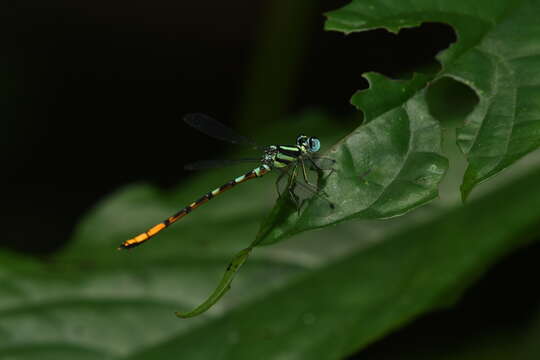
xmin=262 ymin=134 xmax=321 ymax=169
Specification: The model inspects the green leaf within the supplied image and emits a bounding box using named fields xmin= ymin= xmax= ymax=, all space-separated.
xmin=351 ymin=72 xmax=433 ymax=122
xmin=451 ymin=1 xmax=540 ymax=200
xmin=327 ymin=0 xmax=540 ymax=201
xmin=257 ymin=88 xmax=448 ymax=245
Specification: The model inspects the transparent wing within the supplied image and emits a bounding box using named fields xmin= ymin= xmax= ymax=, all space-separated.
xmin=309 ymin=156 xmax=336 ymax=171
xmin=184 ymin=113 xmax=259 ymax=148
xmin=184 ymin=158 xmax=260 ymax=171
xmin=275 ymin=165 xmax=334 ymax=209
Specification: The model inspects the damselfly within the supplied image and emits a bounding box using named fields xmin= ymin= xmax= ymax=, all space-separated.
xmin=119 ymin=113 xmax=334 ymax=250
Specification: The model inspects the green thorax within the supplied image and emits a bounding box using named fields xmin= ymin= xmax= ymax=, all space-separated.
xmin=262 ymin=145 xmax=308 ymax=169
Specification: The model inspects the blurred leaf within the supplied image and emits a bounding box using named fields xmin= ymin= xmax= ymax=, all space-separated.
xmin=0 ymin=111 xmax=540 ymax=360
xmin=327 ymin=0 xmax=540 ymax=200
xmin=2 ymin=111 xmax=540 ymax=358
xmin=1 ymin=149 xmax=532 ymax=360
xmin=126 ymin=163 xmax=540 ymax=360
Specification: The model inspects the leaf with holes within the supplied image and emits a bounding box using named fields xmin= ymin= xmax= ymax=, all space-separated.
xmin=327 ymin=0 xmax=540 ymax=200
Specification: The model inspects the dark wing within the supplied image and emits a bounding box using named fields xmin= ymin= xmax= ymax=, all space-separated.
xmin=184 ymin=113 xmax=258 ymax=148
xmin=184 ymin=158 xmax=261 ymax=171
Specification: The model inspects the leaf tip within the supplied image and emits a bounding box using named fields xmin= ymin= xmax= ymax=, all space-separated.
xmin=174 ymin=311 xmax=193 ymax=319
xmin=460 ymin=167 xmax=477 ymax=203
xmin=460 ymin=185 xmax=471 ymax=203
xmin=173 ymin=247 xmax=253 ymax=318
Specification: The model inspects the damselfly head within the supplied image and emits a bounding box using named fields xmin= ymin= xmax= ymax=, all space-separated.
xmin=296 ymin=135 xmax=321 ymax=153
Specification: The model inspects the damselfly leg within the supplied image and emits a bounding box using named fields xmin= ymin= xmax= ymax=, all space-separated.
xmin=275 ymin=164 xmax=335 ymax=213
xmin=287 ymin=164 xmax=301 ymax=212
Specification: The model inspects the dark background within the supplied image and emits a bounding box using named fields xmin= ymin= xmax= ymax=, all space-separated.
xmin=10 ymin=2 xmax=538 ymax=359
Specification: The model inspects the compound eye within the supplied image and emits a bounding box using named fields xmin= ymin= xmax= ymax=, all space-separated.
xmin=296 ymin=134 xmax=307 ymax=146
xmin=308 ymin=137 xmax=321 ymax=152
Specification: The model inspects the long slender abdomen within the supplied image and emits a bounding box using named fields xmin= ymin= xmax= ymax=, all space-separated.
xmin=118 ymin=165 xmax=271 ymax=249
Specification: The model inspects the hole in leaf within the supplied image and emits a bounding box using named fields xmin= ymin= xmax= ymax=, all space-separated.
xmin=298 ymin=22 xmax=457 ymax=114
xmin=426 ymin=77 xmax=479 ymax=127
xmin=363 ymin=22 xmax=457 ymax=79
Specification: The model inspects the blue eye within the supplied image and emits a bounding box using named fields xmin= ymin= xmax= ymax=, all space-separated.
xmin=309 ymin=137 xmax=321 ymax=152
